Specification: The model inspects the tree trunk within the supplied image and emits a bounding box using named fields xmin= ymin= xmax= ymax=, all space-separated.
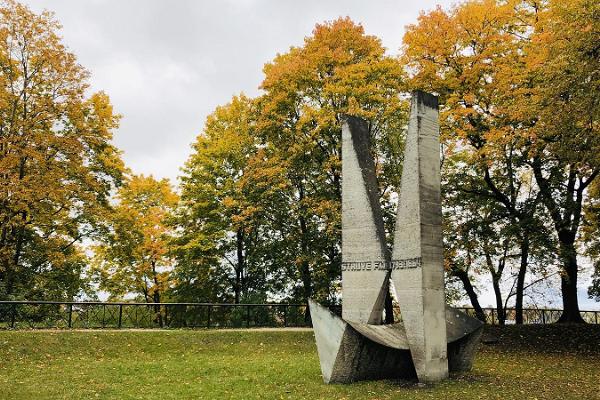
xmin=384 ymin=290 xmax=394 ymax=324
xmin=10 ymin=90 xmax=29 ymax=296
xmin=0 ymin=225 xmax=7 ymax=297
xmin=142 ymin=285 xmax=149 ymax=303
xmin=515 ymin=234 xmax=529 ymax=324
xmin=557 ymin=239 xmax=585 ymax=323
xmin=299 ymin=214 xmax=312 ymax=323
xmin=151 ymin=261 xmax=163 ymax=327
xmin=234 ymin=228 xmax=244 ymax=304
xmin=10 ymin=209 xmax=28 ymax=296
xmin=454 ymin=268 xmax=487 ymax=323
xmin=491 ymin=274 xmax=506 ymax=325
xmin=532 ymin=161 xmax=586 ymax=323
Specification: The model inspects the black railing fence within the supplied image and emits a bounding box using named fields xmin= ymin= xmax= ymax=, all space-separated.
xmin=0 ymin=301 xmax=312 ymax=330
xmin=454 ymin=307 xmax=599 ymax=325
xmin=0 ymin=301 xmax=598 ymax=330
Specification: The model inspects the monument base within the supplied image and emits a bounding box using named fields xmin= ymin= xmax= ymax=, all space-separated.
xmin=309 ymin=300 xmax=483 ymax=384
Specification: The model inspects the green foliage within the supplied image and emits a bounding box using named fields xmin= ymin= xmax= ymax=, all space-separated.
xmin=173 ymin=95 xmax=283 ymax=302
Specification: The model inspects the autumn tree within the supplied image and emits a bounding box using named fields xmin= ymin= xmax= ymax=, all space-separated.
xmin=443 ymin=188 xmax=488 ymax=322
xmin=585 ymin=181 xmax=600 ymax=301
xmin=92 ymin=175 xmax=177 ymax=310
xmin=517 ymin=0 xmax=600 ymax=322
xmin=0 ymin=0 xmax=124 ymax=300
xmin=256 ymin=17 xmax=407 ymax=308
xmin=402 ymin=0 xmax=596 ymax=322
xmin=174 ymin=95 xmax=289 ymax=303
xmin=174 ymin=19 xmax=408 ymax=314
xmin=403 ymin=0 xmax=543 ymax=322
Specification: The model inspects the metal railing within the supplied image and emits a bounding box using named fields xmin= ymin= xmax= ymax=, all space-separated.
xmin=0 ymin=301 xmax=597 ymax=329
xmin=455 ymin=307 xmax=600 ymax=325
xmin=0 ymin=301 xmax=313 ymax=330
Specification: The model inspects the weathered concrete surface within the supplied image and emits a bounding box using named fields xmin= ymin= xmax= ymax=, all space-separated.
xmin=311 ymin=299 xmax=482 ymax=382
xmin=445 ymin=306 xmax=483 ymax=342
xmin=391 ymin=91 xmax=449 ymax=383
xmin=444 ymin=307 xmax=484 ymax=372
xmin=309 ymin=300 xmax=416 ymax=383
xmin=309 ymin=299 xmax=349 ymax=383
xmin=341 ymin=116 xmax=389 ymax=324
xmin=448 ymin=325 xmax=483 ymax=372
xmin=346 ymin=321 xmax=410 ymax=350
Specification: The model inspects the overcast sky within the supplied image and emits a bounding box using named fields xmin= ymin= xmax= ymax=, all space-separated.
xmin=22 ymin=0 xmax=598 ymax=310
xmin=23 ymin=0 xmax=457 ymax=183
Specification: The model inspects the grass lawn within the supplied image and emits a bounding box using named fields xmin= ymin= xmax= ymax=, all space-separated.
xmin=0 ymin=325 xmax=599 ymax=400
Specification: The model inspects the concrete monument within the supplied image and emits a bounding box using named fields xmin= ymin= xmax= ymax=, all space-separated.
xmin=309 ymin=91 xmax=483 ymax=385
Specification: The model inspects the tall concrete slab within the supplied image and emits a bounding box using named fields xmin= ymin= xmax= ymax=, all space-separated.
xmin=309 ymin=299 xmax=349 ymax=383
xmin=341 ymin=116 xmax=389 ymax=324
xmin=391 ymin=91 xmax=449 ymax=383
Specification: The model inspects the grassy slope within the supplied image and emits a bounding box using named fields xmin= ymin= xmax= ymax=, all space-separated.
xmin=0 ymin=325 xmax=598 ymax=400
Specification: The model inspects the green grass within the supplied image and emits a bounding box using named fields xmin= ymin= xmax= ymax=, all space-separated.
xmin=0 ymin=325 xmax=599 ymax=399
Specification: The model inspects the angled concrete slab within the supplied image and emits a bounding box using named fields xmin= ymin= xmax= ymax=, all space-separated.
xmin=309 ymin=299 xmax=349 ymax=383
xmin=445 ymin=307 xmax=484 ymax=372
xmin=341 ymin=116 xmax=390 ymax=324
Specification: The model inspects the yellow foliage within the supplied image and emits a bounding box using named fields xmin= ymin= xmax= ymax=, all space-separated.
xmin=0 ymin=0 xmax=125 ymax=298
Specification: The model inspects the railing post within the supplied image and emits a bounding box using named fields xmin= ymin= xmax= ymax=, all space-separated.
xmin=118 ymin=305 xmax=123 ymax=328
xmin=207 ymin=305 xmax=212 ymax=328
xmin=10 ymin=303 xmax=16 ymax=328
xmin=102 ymin=304 xmax=106 ymax=328
xmin=283 ymin=305 xmax=288 ymax=327
xmin=491 ymin=308 xmax=496 ymax=325
xmin=595 ymin=311 xmax=598 ymax=325
xmin=542 ymin=309 xmax=546 ymax=324
xmin=246 ymin=305 xmax=250 ymax=328
xmin=68 ymin=304 xmax=73 ymax=328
